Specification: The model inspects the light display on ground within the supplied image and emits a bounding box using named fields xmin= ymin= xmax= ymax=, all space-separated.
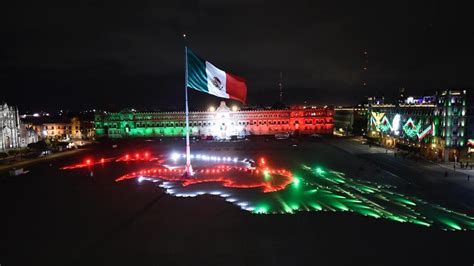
xmin=116 ymin=165 xmax=293 ymax=193
xmin=116 ymin=153 xmax=293 ymax=193
xmin=60 ymin=157 xmax=114 ymax=170
xmin=60 ymin=152 xmax=162 ymax=170
xmin=61 ymin=153 xmax=474 ymax=231
xmin=115 ymin=152 xmax=162 ymax=163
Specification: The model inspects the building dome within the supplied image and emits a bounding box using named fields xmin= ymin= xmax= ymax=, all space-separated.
xmin=215 ymin=101 xmax=231 ymax=113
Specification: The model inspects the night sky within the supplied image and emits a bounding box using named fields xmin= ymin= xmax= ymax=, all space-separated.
xmin=1 ymin=1 xmax=472 ymax=112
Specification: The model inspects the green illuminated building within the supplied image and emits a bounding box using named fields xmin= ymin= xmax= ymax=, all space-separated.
xmin=367 ymin=90 xmax=468 ymax=161
xmin=434 ymin=90 xmax=467 ymax=160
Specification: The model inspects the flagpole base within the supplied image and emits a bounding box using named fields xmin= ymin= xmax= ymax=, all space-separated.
xmin=183 ymin=164 xmax=194 ymax=177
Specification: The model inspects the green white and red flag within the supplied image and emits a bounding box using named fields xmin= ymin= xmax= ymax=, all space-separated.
xmin=186 ymin=48 xmax=247 ymax=104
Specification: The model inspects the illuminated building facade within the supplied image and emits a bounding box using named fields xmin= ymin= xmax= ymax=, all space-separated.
xmin=70 ymin=117 xmax=95 ymax=140
xmin=333 ymin=106 xmax=368 ymax=136
xmin=434 ymin=90 xmax=467 ymax=160
xmin=0 ymin=103 xmax=39 ymax=151
xmin=29 ymin=116 xmax=95 ymax=141
xmin=368 ymin=102 xmax=438 ymax=157
xmin=19 ymin=124 xmax=38 ymax=147
xmin=0 ymin=103 xmax=21 ymax=151
xmin=33 ymin=123 xmax=71 ymax=140
xmin=95 ymin=101 xmax=334 ymax=139
xmin=367 ymin=90 xmax=468 ymax=161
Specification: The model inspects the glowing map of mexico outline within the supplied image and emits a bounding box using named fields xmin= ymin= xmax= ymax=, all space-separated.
xmin=61 ymin=152 xmax=474 ymax=231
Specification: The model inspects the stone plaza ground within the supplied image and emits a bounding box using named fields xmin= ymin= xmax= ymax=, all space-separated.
xmin=1 ymin=136 xmax=474 ymax=265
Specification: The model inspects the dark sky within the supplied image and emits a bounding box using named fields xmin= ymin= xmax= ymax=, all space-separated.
xmin=1 ymin=1 xmax=473 ymax=112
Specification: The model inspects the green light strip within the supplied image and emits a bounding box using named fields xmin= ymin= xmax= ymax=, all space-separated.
xmin=252 ymin=164 xmax=474 ymax=231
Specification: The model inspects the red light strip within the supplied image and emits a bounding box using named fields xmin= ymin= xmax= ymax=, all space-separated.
xmin=60 ymin=157 xmax=114 ymax=170
xmin=116 ymin=164 xmax=293 ymax=193
xmin=115 ymin=152 xmax=160 ymax=162
xmin=60 ymin=152 xmax=162 ymax=170
xmin=62 ymin=153 xmax=293 ymax=192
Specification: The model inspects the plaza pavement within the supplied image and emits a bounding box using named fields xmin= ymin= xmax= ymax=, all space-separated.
xmin=1 ymin=137 xmax=474 ymax=266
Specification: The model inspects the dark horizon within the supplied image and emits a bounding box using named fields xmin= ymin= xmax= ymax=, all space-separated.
xmin=2 ymin=1 xmax=473 ymax=112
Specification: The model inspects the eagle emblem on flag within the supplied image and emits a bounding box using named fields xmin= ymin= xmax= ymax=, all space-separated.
xmin=211 ymin=76 xmax=224 ymax=90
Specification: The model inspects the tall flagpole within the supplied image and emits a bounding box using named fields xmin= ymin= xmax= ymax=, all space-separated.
xmin=183 ymin=34 xmax=193 ymax=176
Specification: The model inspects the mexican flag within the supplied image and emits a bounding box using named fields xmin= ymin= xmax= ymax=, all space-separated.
xmin=186 ymin=48 xmax=247 ymax=104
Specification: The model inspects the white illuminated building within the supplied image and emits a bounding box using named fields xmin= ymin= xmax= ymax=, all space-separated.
xmin=0 ymin=103 xmax=20 ymax=151
xmin=0 ymin=103 xmax=39 ymax=152
xmin=208 ymin=101 xmax=244 ymax=139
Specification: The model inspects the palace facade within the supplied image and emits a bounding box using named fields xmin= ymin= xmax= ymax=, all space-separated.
xmin=95 ymin=101 xmax=334 ymax=139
